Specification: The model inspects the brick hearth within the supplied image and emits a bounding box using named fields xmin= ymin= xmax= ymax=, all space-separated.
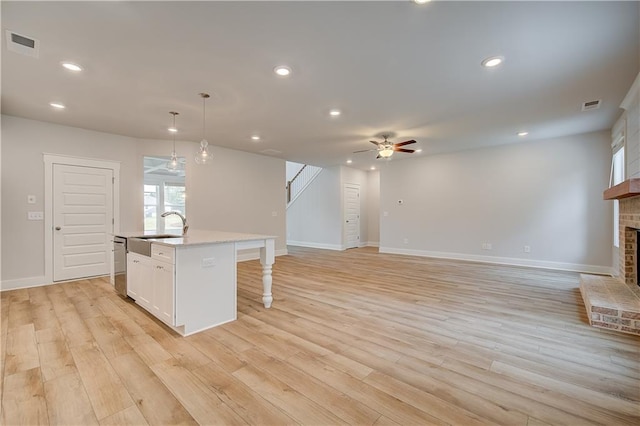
xmin=580 ymin=180 xmax=640 ymax=336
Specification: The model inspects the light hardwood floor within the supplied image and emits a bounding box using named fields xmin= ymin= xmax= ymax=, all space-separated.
xmin=1 ymin=246 xmax=639 ymax=425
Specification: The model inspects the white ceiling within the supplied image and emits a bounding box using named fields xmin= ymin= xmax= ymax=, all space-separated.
xmin=2 ymin=1 xmax=638 ymax=170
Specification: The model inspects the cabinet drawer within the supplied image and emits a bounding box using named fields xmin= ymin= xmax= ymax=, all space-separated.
xmin=151 ymin=244 xmax=175 ymax=263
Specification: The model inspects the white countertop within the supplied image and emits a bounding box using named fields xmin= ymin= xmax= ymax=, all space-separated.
xmin=114 ymin=229 xmax=276 ymax=247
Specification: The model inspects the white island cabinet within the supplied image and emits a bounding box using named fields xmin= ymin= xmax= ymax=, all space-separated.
xmin=116 ymin=230 xmax=276 ymax=336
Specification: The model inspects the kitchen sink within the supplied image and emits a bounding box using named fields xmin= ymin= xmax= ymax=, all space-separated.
xmin=128 ymin=235 xmax=181 ymax=256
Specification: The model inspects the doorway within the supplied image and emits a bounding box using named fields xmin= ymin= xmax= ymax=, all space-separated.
xmin=343 ymin=184 xmax=361 ymax=249
xmin=44 ymin=155 xmax=120 ymax=283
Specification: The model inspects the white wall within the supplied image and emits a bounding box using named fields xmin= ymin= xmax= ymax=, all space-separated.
xmin=622 ymin=73 xmax=640 ymax=178
xmin=1 ymin=115 xmax=287 ymax=288
xmin=286 ymin=167 xmax=342 ymax=250
xmin=380 ymin=130 xmax=613 ymax=274
xmin=287 ymin=165 xmax=377 ymax=250
xmin=367 ymin=170 xmax=380 ymax=246
xmin=1 ymin=115 xmax=139 ymax=283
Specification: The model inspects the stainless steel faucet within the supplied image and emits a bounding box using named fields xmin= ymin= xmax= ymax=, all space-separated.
xmin=161 ymin=211 xmax=189 ymax=235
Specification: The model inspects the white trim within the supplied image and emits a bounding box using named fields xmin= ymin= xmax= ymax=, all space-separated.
xmin=378 ymin=247 xmax=612 ymax=275
xmin=44 ymin=154 xmax=121 ymax=284
xmin=1 ymin=276 xmax=49 ymax=291
xmin=364 ymin=241 xmax=380 ymax=248
xmin=237 ymin=248 xmax=288 ymax=262
xmin=287 ymin=240 xmax=343 ymax=251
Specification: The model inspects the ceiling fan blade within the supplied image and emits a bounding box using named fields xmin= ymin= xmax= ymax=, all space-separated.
xmin=353 ymin=149 xmax=376 ymax=153
xmin=370 ymin=140 xmax=381 ymax=146
xmin=394 ymin=139 xmax=416 ymax=147
xmin=394 ymin=148 xmax=415 ymax=153
xmin=376 ymin=154 xmax=382 ymax=159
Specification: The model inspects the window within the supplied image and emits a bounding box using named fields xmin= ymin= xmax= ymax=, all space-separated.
xmin=611 ymin=136 xmax=625 ymax=247
xmin=143 ymin=156 xmax=186 ymax=233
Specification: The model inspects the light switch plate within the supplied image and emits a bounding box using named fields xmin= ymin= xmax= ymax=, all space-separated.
xmin=28 ymin=211 xmax=44 ymax=220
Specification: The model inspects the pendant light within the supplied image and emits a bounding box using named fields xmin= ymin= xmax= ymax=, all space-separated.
xmin=166 ymin=111 xmax=183 ymax=173
xmin=195 ymin=92 xmax=212 ymax=165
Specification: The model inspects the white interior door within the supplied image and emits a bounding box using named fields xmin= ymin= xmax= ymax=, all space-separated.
xmin=344 ymin=184 xmax=360 ymax=249
xmin=53 ymin=164 xmax=113 ymax=281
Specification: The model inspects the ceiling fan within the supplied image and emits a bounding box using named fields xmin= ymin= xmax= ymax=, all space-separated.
xmin=353 ymin=135 xmax=417 ymax=159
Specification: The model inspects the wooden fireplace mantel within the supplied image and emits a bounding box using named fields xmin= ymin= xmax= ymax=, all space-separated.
xmin=603 ymin=178 xmax=640 ymax=200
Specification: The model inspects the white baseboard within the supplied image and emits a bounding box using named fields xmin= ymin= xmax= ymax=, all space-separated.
xmin=237 ymin=248 xmax=289 ymax=262
xmin=364 ymin=241 xmax=379 ymax=248
xmin=1 ymin=276 xmax=50 ymax=291
xmin=286 ymin=240 xmax=343 ymax=251
xmin=378 ymin=247 xmax=613 ymax=275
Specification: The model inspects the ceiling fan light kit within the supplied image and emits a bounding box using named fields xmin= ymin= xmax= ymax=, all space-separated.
xmin=353 ymin=135 xmax=417 ymax=159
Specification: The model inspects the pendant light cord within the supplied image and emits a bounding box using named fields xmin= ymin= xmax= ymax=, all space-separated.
xmin=172 ymin=113 xmax=177 ymax=151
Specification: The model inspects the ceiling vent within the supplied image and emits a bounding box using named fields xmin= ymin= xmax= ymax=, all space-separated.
xmin=581 ymin=99 xmax=601 ymax=111
xmin=6 ymin=30 xmax=39 ymax=58
xmin=260 ymin=149 xmax=282 ymax=156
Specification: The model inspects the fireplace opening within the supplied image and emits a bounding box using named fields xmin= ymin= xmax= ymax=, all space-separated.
xmin=637 ymin=230 xmax=640 ymax=288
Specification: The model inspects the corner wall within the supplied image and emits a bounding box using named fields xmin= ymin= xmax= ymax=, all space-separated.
xmin=379 ymin=131 xmax=613 ymax=274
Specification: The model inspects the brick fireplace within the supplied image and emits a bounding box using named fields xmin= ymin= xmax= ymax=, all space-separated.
xmin=579 ymin=179 xmax=640 ymax=336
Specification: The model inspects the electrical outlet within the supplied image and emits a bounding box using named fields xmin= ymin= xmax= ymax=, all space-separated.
xmin=403 ymin=238 xmax=409 ymax=244
xmin=383 ymin=211 xmax=389 ymax=217
xmin=486 ymin=243 xmax=492 ymax=250
xmin=27 ymin=211 xmax=44 ymax=220
xmin=271 ymin=211 xmax=278 ymax=217
xmin=482 ymin=243 xmax=492 ymax=250
xmin=524 ymin=245 xmax=531 ymax=253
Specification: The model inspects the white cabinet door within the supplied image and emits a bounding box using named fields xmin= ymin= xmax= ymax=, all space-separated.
xmin=127 ymin=253 xmax=152 ymax=308
xmin=153 ymin=260 xmax=175 ymax=326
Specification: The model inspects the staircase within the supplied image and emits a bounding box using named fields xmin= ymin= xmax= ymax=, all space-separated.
xmin=286 ymin=163 xmax=322 ymax=207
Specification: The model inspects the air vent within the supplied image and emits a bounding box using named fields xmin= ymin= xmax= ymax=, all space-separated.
xmin=581 ymin=99 xmax=601 ymax=111
xmin=6 ymin=30 xmax=39 ymax=58
xmin=260 ymin=149 xmax=282 ymax=156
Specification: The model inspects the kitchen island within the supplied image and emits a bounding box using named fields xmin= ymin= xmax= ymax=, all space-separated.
xmin=114 ymin=230 xmax=276 ymax=336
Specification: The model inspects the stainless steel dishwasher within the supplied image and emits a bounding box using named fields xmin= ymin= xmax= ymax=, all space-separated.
xmin=113 ymin=236 xmax=127 ymax=296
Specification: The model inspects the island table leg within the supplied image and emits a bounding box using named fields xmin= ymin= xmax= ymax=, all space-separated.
xmin=259 ymin=239 xmax=275 ymax=308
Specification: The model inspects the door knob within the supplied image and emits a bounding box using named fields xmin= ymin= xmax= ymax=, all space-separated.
xmin=55 ymin=226 xmax=61 ymax=231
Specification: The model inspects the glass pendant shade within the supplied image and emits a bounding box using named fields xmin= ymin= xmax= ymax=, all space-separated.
xmin=195 ymin=93 xmax=212 ymax=165
xmin=166 ymin=151 xmax=181 ymax=172
xmin=166 ymin=111 xmax=183 ymax=172
xmin=195 ymin=139 xmax=212 ymax=164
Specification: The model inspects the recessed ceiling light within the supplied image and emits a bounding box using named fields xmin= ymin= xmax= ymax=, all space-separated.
xmin=168 ymin=127 xmax=178 ymax=133
xmin=61 ymin=62 xmax=82 ymax=72
xmin=415 ymin=149 xmax=423 ymax=153
xmin=274 ymin=66 xmax=291 ymax=76
xmin=251 ymin=135 xmax=261 ymax=141
xmin=49 ymin=102 xmax=65 ymax=109
xmin=517 ymin=131 xmax=529 ymax=137
xmin=329 ymin=109 xmax=341 ymax=117
xmin=413 ymin=0 xmax=431 ymax=4
xmin=370 ymin=166 xmax=376 ymax=171
xmin=346 ymin=160 xmax=353 ymax=164
xmin=481 ymin=56 xmax=504 ymax=68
